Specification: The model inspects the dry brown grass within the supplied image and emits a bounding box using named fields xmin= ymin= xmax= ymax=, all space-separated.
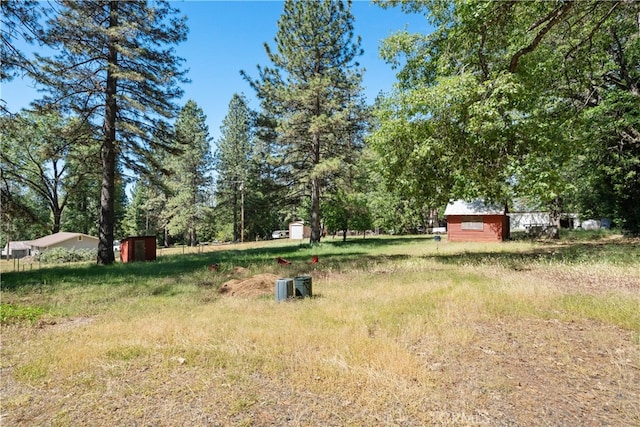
xmin=1 ymin=237 xmax=639 ymax=426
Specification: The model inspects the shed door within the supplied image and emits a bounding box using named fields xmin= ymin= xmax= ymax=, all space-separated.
xmin=134 ymin=239 xmax=146 ymax=261
xmin=290 ymin=224 xmax=303 ymax=239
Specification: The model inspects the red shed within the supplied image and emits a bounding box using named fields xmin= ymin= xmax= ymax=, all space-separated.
xmin=120 ymin=236 xmax=157 ymax=263
xmin=444 ymin=200 xmax=509 ymax=242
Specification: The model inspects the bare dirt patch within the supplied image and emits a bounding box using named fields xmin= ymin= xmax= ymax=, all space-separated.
xmin=36 ymin=316 xmax=95 ymax=330
xmin=410 ymin=317 xmax=640 ymax=426
xmin=532 ymin=267 xmax=640 ymax=295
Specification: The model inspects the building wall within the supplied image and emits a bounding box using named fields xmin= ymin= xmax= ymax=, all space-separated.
xmin=288 ymin=223 xmax=311 ymax=240
xmin=120 ymin=236 xmax=156 ymax=263
xmin=447 ymin=215 xmax=507 ymax=242
xmin=509 ymin=212 xmax=551 ymax=231
xmin=40 ymin=237 xmax=99 ymax=252
xmin=27 ymin=233 xmax=101 ymax=255
xmin=289 ymin=223 xmax=304 ymax=240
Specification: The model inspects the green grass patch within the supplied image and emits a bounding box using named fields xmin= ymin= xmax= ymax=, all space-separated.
xmin=105 ymin=345 xmax=150 ymax=361
xmin=553 ymin=294 xmax=640 ymax=332
xmin=0 ymin=302 xmax=46 ymax=324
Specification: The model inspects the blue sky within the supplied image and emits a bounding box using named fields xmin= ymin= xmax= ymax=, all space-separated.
xmin=1 ymin=1 xmax=428 ymax=142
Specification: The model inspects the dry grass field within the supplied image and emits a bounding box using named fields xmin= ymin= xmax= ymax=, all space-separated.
xmin=1 ymin=234 xmax=639 ymax=426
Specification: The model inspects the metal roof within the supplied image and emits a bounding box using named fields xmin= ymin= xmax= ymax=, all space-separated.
xmin=3 ymin=241 xmax=33 ymax=251
xmin=444 ymin=200 xmax=506 ymax=216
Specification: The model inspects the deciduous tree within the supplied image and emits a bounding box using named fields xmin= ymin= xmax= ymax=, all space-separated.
xmin=0 ymin=110 xmax=99 ymax=234
xmin=373 ymin=0 xmax=640 ymax=234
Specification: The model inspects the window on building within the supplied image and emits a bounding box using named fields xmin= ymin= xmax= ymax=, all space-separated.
xmin=461 ymin=216 xmax=484 ymax=231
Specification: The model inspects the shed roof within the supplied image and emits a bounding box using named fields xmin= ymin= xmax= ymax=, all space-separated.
xmin=444 ymin=200 xmax=506 ymax=216
xmin=30 ymin=232 xmax=98 ymax=248
xmin=3 ymin=241 xmax=33 ymax=251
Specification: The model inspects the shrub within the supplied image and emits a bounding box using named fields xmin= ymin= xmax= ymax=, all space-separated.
xmin=36 ymin=247 xmax=96 ymax=264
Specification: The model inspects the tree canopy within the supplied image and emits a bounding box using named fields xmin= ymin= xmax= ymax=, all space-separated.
xmin=0 ymin=110 xmax=99 ymax=234
xmin=372 ymin=0 xmax=640 ymax=233
xmin=164 ymin=100 xmax=213 ymax=246
xmin=214 ymin=94 xmax=253 ymax=243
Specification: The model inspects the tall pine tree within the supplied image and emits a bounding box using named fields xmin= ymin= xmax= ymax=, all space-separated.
xmin=164 ymin=100 xmax=213 ymax=246
xmin=0 ymin=0 xmax=44 ymax=85
xmin=244 ymin=0 xmax=367 ymax=243
xmin=214 ymin=94 xmax=253 ymax=243
xmin=34 ymin=1 xmax=188 ymax=264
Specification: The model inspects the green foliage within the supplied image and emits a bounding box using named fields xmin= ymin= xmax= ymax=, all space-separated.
xmin=0 ymin=110 xmax=100 ymax=234
xmin=0 ymin=0 xmax=44 ymax=83
xmin=36 ymin=247 xmax=96 ymax=264
xmin=123 ymin=181 xmax=151 ymax=238
xmin=246 ymin=113 xmax=291 ymax=240
xmin=195 ymin=207 xmax=217 ymax=243
xmin=323 ymin=190 xmax=371 ymax=238
xmin=244 ymin=0 xmax=368 ymax=242
xmin=34 ymin=1 xmax=189 ymax=263
xmin=572 ymin=88 xmax=640 ymax=234
xmin=372 ymin=0 xmax=640 ymax=234
xmin=323 ymin=150 xmax=373 ymax=239
xmin=214 ymin=94 xmax=254 ymax=242
xmin=164 ymin=100 xmax=213 ymax=246
xmin=0 ymin=303 xmax=45 ymax=324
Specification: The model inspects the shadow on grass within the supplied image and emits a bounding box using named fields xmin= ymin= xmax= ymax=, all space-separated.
xmin=1 ymin=237 xmax=421 ymax=291
xmin=4 ymin=236 xmax=634 ymax=291
xmin=432 ymin=238 xmax=639 ymax=268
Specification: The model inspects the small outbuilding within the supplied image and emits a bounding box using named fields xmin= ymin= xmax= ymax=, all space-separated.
xmin=2 ymin=241 xmax=32 ymax=259
xmin=120 ymin=236 xmax=157 ymax=263
xmin=288 ymin=221 xmax=311 ymax=240
xmin=444 ymin=200 xmax=509 ymax=242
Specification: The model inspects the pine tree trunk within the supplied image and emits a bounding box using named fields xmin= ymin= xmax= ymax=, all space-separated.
xmin=310 ymin=176 xmax=321 ymax=243
xmin=310 ymin=132 xmax=321 ymax=243
xmin=97 ymin=1 xmax=118 ymax=265
xmin=233 ymin=184 xmax=238 ymax=242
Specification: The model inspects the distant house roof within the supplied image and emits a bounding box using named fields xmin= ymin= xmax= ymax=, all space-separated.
xmin=2 ymin=241 xmax=33 ymax=255
xmin=30 ymin=232 xmax=98 ymax=248
xmin=4 ymin=241 xmax=33 ymax=251
xmin=444 ymin=200 xmax=506 ymax=216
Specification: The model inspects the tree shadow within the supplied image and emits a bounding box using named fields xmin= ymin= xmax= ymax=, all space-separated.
xmin=430 ymin=238 xmax=639 ymax=269
xmin=4 ymin=236 xmax=633 ymax=291
xmin=1 ymin=238 xmax=420 ymax=291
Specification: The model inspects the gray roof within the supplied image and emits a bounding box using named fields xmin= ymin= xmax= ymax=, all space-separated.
xmin=30 ymin=232 xmax=98 ymax=248
xmin=444 ymin=200 xmax=506 ymax=216
xmin=3 ymin=241 xmax=33 ymax=251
